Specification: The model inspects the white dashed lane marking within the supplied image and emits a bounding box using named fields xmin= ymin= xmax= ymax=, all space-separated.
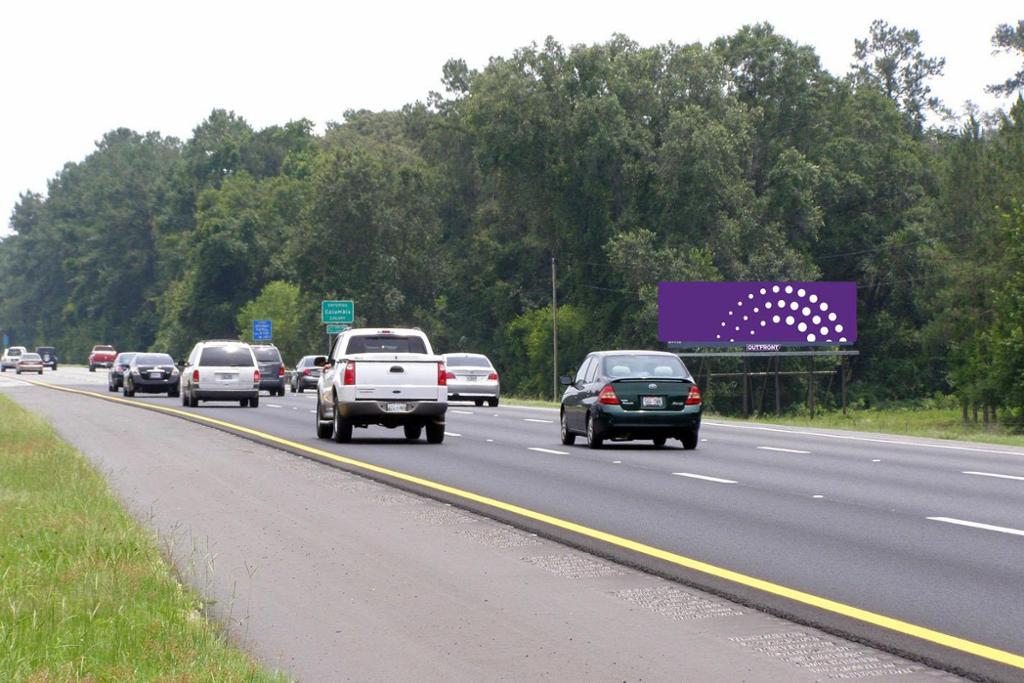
xmin=927 ymin=517 xmax=1024 ymax=537
xmin=524 ymin=418 xmax=553 ymax=424
xmin=451 ymin=410 xmax=474 ymax=415
xmin=962 ymin=471 xmax=1024 ymax=482
xmin=757 ymin=446 xmax=810 ymax=454
xmin=528 ymin=447 xmax=569 ymax=455
xmin=672 ymin=472 xmax=737 ymax=484
xmin=445 ymin=432 xmax=462 ymax=437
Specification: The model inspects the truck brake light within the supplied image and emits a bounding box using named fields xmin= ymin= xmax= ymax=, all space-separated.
xmin=438 ymin=362 xmax=447 ymax=386
xmin=192 ymin=369 xmax=199 ymax=383
xmin=253 ymin=370 xmax=261 ymax=384
xmin=343 ymin=361 xmax=356 ymax=385
xmin=278 ymin=366 xmax=285 ymax=377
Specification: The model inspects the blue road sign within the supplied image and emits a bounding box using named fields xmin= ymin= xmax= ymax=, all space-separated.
xmin=253 ymin=319 xmax=272 ymax=341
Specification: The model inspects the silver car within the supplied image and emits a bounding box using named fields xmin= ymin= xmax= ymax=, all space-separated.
xmin=180 ymin=340 xmax=260 ymax=408
xmin=443 ymin=353 xmax=500 ymax=407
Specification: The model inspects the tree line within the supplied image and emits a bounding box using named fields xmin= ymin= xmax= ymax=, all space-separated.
xmin=2 ymin=20 xmax=1024 ymax=420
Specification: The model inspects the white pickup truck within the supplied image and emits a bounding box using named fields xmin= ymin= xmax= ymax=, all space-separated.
xmin=314 ymin=328 xmax=448 ymax=443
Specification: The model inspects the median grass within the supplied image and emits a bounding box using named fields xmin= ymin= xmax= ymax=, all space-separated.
xmin=0 ymin=394 xmax=283 ymax=681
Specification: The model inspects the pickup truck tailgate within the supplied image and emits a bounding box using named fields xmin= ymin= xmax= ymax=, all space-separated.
xmin=353 ymin=359 xmax=440 ymax=400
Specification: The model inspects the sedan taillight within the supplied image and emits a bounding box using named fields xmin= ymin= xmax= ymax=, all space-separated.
xmin=598 ymin=385 xmax=620 ymax=405
xmin=685 ymin=386 xmax=702 ymax=406
xmin=444 ymin=370 xmax=456 ymax=380
xmin=487 ymin=371 xmax=499 ymax=381
xmin=302 ymin=368 xmax=311 ymax=376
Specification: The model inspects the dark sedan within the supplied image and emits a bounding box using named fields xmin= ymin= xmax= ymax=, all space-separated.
xmin=560 ymin=350 xmax=702 ymax=449
xmin=290 ymin=355 xmax=323 ymax=393
xmin=122 ymin=353 xmax=180 ymax=397
xmin=107 ymin=352 xmax=137 ymax=391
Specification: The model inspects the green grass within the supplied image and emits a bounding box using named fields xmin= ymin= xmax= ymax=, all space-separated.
xmin=501 ymin=396 xmax=560 ymax=409
xmin=0 ymin=394 xmax=284 ymax=681
xmin=713 ymin=406 xmax=1024 ymax=448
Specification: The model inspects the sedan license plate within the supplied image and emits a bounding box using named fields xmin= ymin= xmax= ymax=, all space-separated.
xmin=642 ymin=395 xmax=665 ymax=409
xmin=386 ymin=402 xmax=408 ymax=413
xmin=149 ymin=372 xmax=163 ymax=379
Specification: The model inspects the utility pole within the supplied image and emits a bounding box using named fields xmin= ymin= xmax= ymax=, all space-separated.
xmin=551 ymin=256 xmax=558 ymax=402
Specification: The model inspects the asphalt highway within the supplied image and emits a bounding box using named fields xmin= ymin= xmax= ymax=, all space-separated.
xmin=7 ymin=367 xmax=1024 ymax=680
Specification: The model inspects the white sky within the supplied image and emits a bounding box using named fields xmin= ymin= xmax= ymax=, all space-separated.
xmin=1 ymin=1 xmax=1019 ymax=234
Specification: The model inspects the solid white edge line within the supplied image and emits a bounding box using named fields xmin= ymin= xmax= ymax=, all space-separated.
xmin=757 ymin=446 xmax=810 ymax=454
xmin=444 ymin=432 xmax=462 ymax=437
xmin=963 ymin=471 xmax=1024 ymax=482
xmin=703 ymin=420 xmax=1024 ymax=457
xmin=523 ymin=418 xmax=554 ymax=424
xmin=672 ymin=472 xmax=737 ymax=484
xmin=451 ymin=410 xmax=474 ymax=415
xmin=927 ymin=517 xmax=1024 ymax=537
xmin=528 ymin=447 xmax=569 ymax=455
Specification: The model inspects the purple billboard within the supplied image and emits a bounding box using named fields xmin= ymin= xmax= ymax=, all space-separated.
xmin=658 ymin=282 xmax=857 ymax=346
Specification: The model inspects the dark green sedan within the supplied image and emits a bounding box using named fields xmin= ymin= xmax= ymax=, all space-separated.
xmin=559 ymin=350 xmax=702 ymax=449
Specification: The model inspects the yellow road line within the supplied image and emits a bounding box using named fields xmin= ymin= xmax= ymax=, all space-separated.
xmin=20 ymin=378 xmax=1024 ymax=671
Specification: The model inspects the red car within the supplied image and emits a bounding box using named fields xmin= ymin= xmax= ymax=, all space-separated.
xmin=89 ymin=345 xmax=117 ymax=372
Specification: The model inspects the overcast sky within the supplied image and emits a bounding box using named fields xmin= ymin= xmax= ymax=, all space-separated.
xmin=1 ymin=1 xmax=1019 ymax=234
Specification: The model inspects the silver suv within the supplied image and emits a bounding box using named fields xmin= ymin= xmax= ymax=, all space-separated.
xmin=179 ymin=340 xmax=260 ymax=408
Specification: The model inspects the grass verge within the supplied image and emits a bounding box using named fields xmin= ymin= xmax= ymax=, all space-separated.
xmin=714 ymin=407 xmax=1024 ymax=448
xmin=0 ymin=394 xmax=283 ymax=681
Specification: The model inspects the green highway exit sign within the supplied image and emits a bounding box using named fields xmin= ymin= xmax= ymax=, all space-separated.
xmin=321 ymin=300 xmax=354 ymax=324
xmin=325 ymin=324 xmax=350 ymax=334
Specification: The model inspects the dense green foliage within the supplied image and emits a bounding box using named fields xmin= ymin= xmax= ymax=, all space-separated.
xmin=3 ymin=21 xmax=1024 ymax=420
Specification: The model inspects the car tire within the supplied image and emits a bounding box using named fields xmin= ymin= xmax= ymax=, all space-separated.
xmin=169 ymin=388 xmax=179 ymax=397
xmin=189 ymin=390 xmax=199 ymax=408
xmin=488 ymin=397 xmax=499 ymax=407
xmin=239 ymin=399 xmax=248 ymax=407
xmin=315 ymin=396 xmax=333 ymax=439
xmin=181 ymin=389 xmax=188 ymax=406
xmin=425 ymin=420 xmax=445 ymax=444
xmin=560 ymin=410 xmax=576 ymax=445
xmin=123 ymin=381 xmax=134 ymax=397
xmin=653 ymin=437 xmax=667 ymax=448
xmin=297 ymin=384 xmax=304 ymax=393
xmin=89 ymin=365 xmax=95 ymax=372
xmin=474 ymin=398 xmax=483 ymax=406
xmin=332 ymin=404 xmax=352 ymax=443
xmin=38 ymin=369 xmax=43 ymax=375
xmin=586 ymin=413 xmax=603 ymax=449
xmin=52 ymin=365 xmax=58 ymax=372
xmin=680 ymin=429 xmax=698 ymax=450
xmin=404 ymin=423 xmax=422 ymax=441
xmin=15 ymin=369 xmax=20 ymax=375
xmin=250 ymin=395 xmax=260 ymax=408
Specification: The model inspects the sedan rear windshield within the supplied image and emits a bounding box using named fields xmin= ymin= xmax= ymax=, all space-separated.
xmin=446 ymin=355 xmax=491 ymax=368
xmin=346 ymin=335 xmax=427 ymax=354
xmin=114 ymin=353 xmax=136 ymax=363
xmin=253 ymin=347 xmax=282 ymax=362
xmin=135 ymin=353 xmax=174 ymax=365
xmin=199 ymin=347 xmax=254 ymax=367
xmin=602 ymin=355 xmax=690 ymax=380
xmin=93 ymin=346 xmax=115 ymax=352
xmin=20 ymin=354 xmax=41 ymax=361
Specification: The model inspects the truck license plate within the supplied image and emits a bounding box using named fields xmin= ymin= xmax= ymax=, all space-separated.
xmin=642 ymin=396 xmax=664 ymax=409
xmin=386 ymin=402 xmax=407 ymax=413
